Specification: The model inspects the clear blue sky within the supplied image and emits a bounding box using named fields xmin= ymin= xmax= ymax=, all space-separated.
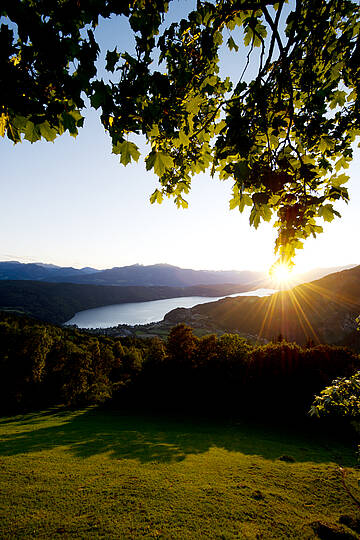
xmin=1 ymin=2 xmax=359 ymax=273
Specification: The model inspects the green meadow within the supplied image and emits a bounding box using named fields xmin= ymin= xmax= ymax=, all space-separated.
xmin=0 ymin=408 xmax=359 ymax=539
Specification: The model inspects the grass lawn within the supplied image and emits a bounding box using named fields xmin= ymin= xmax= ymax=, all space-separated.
xmin=0 ymin=408 xmax=359 ymax=539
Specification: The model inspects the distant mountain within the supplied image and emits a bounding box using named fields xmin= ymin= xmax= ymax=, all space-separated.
xmin=0 ymin=261 xmax=266 ymax=287
xmin=164 ymin=265 xmax=360 ymax=346
xmin=59 ymin=263 xmax=269 ymax=287
xmin=0 ymin=261 xmax=99 ymax=282
xmin=0 ymin=261 xmax=356 ymax=288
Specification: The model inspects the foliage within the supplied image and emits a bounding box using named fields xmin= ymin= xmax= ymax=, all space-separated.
xmin=310 ymin=371 xmax=360 ymax=418
xmin=1 ymin=313 xmax=359 ymax=418
xmin=0 ymin=312 xmax=141 ymax=411
xmin=131 ymin=323 xmax=360 ymax=417
xmin=309 ymin=369 xmax=360 ymax=459
xmin=166 ymin=322 xmax=199 ymax=364
xmin=1 ymin=1 xmax=359 ymax=263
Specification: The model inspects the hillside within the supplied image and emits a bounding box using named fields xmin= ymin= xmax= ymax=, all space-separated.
xmin=0 ymin=280 xmax=248 ymax=325
xmin=165 ymin=266 xmax=360 ymax=345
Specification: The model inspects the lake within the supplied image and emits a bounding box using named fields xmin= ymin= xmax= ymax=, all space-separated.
xmin=64 ymin=288 xmax=276 ymax=328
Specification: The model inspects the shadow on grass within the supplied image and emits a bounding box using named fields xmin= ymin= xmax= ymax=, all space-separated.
xmin=0 ymin=407 xmax=356 ymax=466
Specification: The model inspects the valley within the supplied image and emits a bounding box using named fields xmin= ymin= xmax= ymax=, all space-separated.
xmin=1 ymin=264 xmax=360 ymax=348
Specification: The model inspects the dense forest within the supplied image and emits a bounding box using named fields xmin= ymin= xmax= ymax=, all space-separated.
xmin=1 ymin=311 xmax=359 ymax=423
xmin=0 ymin=280 xmax=245 ymax=324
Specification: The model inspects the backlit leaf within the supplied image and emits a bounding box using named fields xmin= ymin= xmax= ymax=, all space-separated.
xmin=227 ymin=36 xmax=239 ymax=52
xmin=150 ymin=189 xmax=163 ymax=204
xmin=113 ymin=141 xmax=140 ymax=165
xmin=0 ymin=114 xmax=7 ymax=137
xmin=39 ymin=122 xmax=57 ymax=142
xmin=239 ymin=194 xmax=253 ymax=212
xmin=318 ymin=205 xmax=335 ymax=222
xmin=146 ymin=151 xmax=174 ymax=177
xmin=24 ymin=121 xmax=41 ymax=143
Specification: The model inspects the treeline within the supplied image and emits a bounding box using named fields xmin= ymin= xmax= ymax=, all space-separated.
xmin=0 ymin=313 xmax=359 ymax=419
xmin=129 ymin=325 xmax=360 ymax=418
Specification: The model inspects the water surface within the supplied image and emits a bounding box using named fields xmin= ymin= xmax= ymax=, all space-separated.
xmin=65 ymin=288 xmax=276 ymax=329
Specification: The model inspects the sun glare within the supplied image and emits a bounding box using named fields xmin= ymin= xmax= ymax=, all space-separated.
xmin=270 ymin=263 xmax=294 ymax=287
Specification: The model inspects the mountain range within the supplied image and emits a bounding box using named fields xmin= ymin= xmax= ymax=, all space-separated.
xmin=0 ymin=261 xmax=357 ymax=288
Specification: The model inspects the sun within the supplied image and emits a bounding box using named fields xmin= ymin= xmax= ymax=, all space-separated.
xmin=270 ymin=262 xmax=294 ymax=287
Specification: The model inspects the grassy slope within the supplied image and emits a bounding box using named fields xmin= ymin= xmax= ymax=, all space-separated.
xmin=0 ymin=408 xmax=359 ymax=539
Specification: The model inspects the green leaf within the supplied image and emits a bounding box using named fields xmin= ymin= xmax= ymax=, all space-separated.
xmin=335 ymin=156 xmax=350 ymax=171
xmin=12 ymin=115 xmax=27 ymax=132
xmin=213 ymin=32 xmax=223 ymax=46
xmin=239 ymin=194 xmax=253 ymax=212
xmin=204 ymin=75 xmax=218 ymax=86
xmin=0 ymin=114 xmax=7 ymax=137
xmin=250 ymin=207 xmax=261 ymax=229
xmin=229 ymin=195 xmax=239 ymax=210
xmin=24 ymin=121 xmax=41 ymax=143
xmin=105 ymin=48 xmax=120 ymax=72
xmin=175 ymin=195 xmax=188 ymax=209
xmin=177 ymin=130 xmax=190 ymax=147
xmin=62 ymin=112 xmax=79 ymax=136
xmin=150 ymin=189 xmax=163 ymax=204
xmin=185 ymin=95 xmax=203 ymax=115
xmin=318 ymin=205 xmax=335 ymax=222
xmin=244 ymin=27 xmax=253 ymax=47
xmin=318 ymin=136 xmax=335 ymax=153
xmin=113 ymin=141 xmax=140 ymax=165
xmin=90 ymin=83 xmax=108 ymax=110
xmin=234 ymin=161 xmax=249 ymax=181
xmin=175 ymin=181 xmax=190 ymax=195
xmin=259 ymin=204 xmax=272 ymax=222
xmin=330 ymin=90 xmax=346 ymax=109
xmin=330 ymin=173 xmax=349 ymax=188
xmin=39 ymin=121 xmax=57 ymax=142
xmin=227 ymin=36 xmax=239 ymax=52
xmin=68 ymin=109 xmax=83 ymax=122
xmin=255 ymin=23 xmax=267 ymax=39
xmin=146 ymin=151 xmax=174 ymax=177
xmin=147 ymin=125 xmax=160 ymax=139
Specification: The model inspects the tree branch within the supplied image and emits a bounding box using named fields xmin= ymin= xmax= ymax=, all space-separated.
xmin=262 ymin=6 xmax=284 ymax=55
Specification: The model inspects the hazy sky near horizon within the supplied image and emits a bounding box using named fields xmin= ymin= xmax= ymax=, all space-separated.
xmin=1 ymin=2 xmax=359 ymax=273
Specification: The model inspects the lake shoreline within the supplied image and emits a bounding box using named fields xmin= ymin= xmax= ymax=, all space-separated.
xmin=65 ymin=288 xmax=277 ymax=339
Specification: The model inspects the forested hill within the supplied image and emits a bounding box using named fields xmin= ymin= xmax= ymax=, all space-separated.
xmin=0 ymin=281 xmax=248 ymax=325
xmin=165 ymin=266 xmax=360 ymax=346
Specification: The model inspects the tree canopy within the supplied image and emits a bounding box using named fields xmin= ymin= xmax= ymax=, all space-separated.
xmin=1 ymin=0 xmax=359 ymax=266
